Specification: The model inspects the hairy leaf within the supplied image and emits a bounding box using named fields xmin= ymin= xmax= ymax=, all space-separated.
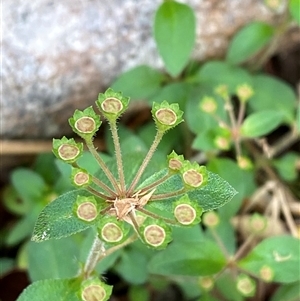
xmin=154 ymin=1 xmax=195 ymax=76
xmin=31 ymin=190 xmax=101 ymax=242
xmin=16 ymin=278 xmax=81 ymax=301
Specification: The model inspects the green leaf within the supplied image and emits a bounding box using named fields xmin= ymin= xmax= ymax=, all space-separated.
xmin=149 ymin=82 xmax=192 ymax=107
xmin=289 ymin=0 xmax=300 ymax=25
xmin=33 ymin=153 xmax=59 ymax=185
xmin=241 ymin=110 xmax=284 ymax=138
xmin=16 ymin=278 xmax=81 ymax=301
xmin=129 ymin=285 xmax=150 ymax=301
xmin=273 ymin=152 xmax=300 ymax=182
xmin=0 ymin=258 xmax=14 ymax=276
xmin=271 ymin=282 xmax=300 ymax=301
xmin=115 ymin=245 xmax=150 ymax=285
xmin=148 ymin=239 xmax=226 ymax=276
xmin=143 ymin=169 xmax=237 ymax=213
xmin=27 ymin=237 xmax=79 ymax=281
xmin=207 ymin=158 xmax=256 ymax=218
xmin=31 ymin=190 xmax=101 ymax=242
xmin=194 ymin=61 xmax=252 ymax=92
xmin=6 ymin=204 xmax=43 ymax=246
xmin=238 ymin=235 xmax=300 ymax=283
xmin=11 ymin=168 xmax=47 ymax=210
xmin=249 ymin=75 xmax=296 ymax=123
xmin=154 ymin=1 xmax=195 ymax=76
xmin=226 ymin=22 xmax=275 ymax=65
xmin=215 ymin=272 xmax=243 ymax=301
xmin=111 ymin=65 xmax=165 ymax=100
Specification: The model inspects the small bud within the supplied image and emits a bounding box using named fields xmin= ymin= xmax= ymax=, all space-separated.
xmin=71 ymin=168 xmax=91 ymax=187
xmin=199 ymin=276 xmax=214 ymax=291
xmin=237 ymin=155 xmax=253 ymax=170
xmin=173 ymin=195 xmax=203 ymax=226
xmin=215 ymin=84 xmax=229 ymax=99
xmin=236 ymin=274 xmax=256 ymax=297
xmin=152 ymin=101 xmax=184 ymax=133
xmin=214 ymin=136 xmax=231 ymax=150
xmin=96 ymin=88 xmax=129 ymax=121
xmin=98 ymin=217 xmax=128 ymax=244
xmin=249 ymin=213 xmax=268 ymax=234
xmin=52 ymin=136 xmax=83 ymax=163
xmin=140 ymin=219 xmax=172 ymax=249
xmin=69 ymin=106 xmax=101 ymax=139
xmin=199 ymin=96 xmax=217 ymax=114
xmin=167 ymin=150 xmax=185 ymax=173
xmin=181 ymin=161 xmax=208 ymax=189
xmin=236 ymin=84 xmax=254 ymax=103
xmin=264 ymin=0 xmax=285 ymax=12
xmin=259 ymin=265 xmax=274 ymax=282
xmin=80 ymin=278 xmax=112 ymax=301
xmin=74 ymin=196 xmax=98 ymax=222
xmin=202 ymin=211 xmax=219 ymax=228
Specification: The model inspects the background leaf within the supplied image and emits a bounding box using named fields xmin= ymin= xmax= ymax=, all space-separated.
xmin=16 ymin=278 xmax=81 ymax=301
xmin=289 ymin=0 xmax=300 ymax=25
xmin=27 ymin=237 xmax=79 ymax=281
xmin=248 ymin=74 xmax=296 ymax=123
xmin=241 ymin=110 xmax=285 ymax=138
xmin=148 ymin=239 xmax=226 ymax=276
xmin=238 ymin=235 xmax=300 ymax=283
xmin=154 ymin=1 xmax=195 ymax=76
xmin=226 ymin=22 xmax=275 ymax=65
xmin=271 ymin=282 xmax=300 ymax=301
xmin=112 ymin=65 xmax=165 ymax=99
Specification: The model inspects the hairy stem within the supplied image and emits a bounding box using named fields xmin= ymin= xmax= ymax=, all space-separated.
xmin=91 ymin=175 xmax=117 ymax=198
xmin=84 ymin=235 xmax=105 ymax=279
xmin=137 ymin=207 xmax=178 ymax=225
xmin=86 ymin=140 xmax=121 ymax=194
xmin=85 ymin=186 xmax=111 ymax=200
xmin=127 ymin=131 xmax=164 ymax=196
xmin=138 ymin=172 xmax=171 ymax=195
xmin=150 ymin=187 xmax=185 ymax=201
xmin=109 ymin=120 xmax=126 ymax=194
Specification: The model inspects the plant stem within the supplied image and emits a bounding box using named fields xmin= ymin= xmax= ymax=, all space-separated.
xmin=137 ymin=207 xmax=178 ymax=225
xmin=138 ymin=172 xmax=171 ymax=194
xmin=210 ymin=228 xmax=231 ymax=260
xmin=127 ymin=131 xmax=164 ymax=196
xmin=85 ymin=186 xmax=111 ymax=200
xmin=84 ymin=235 xmax=105 ymax=279
xmin=91 ymin=175 xmax=117 ymax=198
xmin=150 ymin=187 xmax=185 ymax=201
xmin=234 ymin=234 xmax=255 ymax=261
xmin=86 ymin=140 xmax=121 ymax=194
xmin=109 ymin=120 xmax=126 ymax=194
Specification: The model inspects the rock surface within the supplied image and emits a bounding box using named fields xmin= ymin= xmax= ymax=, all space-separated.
xmin=2 ymin=0 xmax=295 ymax=138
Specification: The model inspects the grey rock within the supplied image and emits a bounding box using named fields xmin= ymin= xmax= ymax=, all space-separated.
xmin=1 ymin=0 xmax=294 ymax=138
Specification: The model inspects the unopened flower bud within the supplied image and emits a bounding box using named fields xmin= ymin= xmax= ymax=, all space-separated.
xmin=199 ymin=276 xmax=214 ymax=291
xmin=167 ymin=150 xmax=185 ymax=173
xmin=214 ymin=136 xmax=231 ymax=150
xmin=249 ymin=213 xmax=267 ymax=234
xmin=53 ymin=136 xmax=83 ymax=163
xmin=173 ymin=195 xmax=203 ymax=226
xmin=199 ymin=96 xmax=217 ymax=114
xmin=69 ymin=106 xmax=101 ymax=139
xmin=96 ymin=88 xmax=129 ymax=121
xmin=140 ymin=219 xmax=172 ymax=249
xmin=71 ymin=168 xmax=91 ymax=187
xmin=181 ymin=161 xmax=208 ymax=189
xmin=237 ymin=155 xmax=253 ymax=170
xmin=152 ymin=101 xmax=183 ymax=133
xmin=202 ymin=211 xmax=219 ymax=228
xmin=236 ymin=84 xmax=254 ymax=103
xmin=98 ymin=217 xmax=127 ymax=244
xmin=80 ymin=278 xmax=112 ymax=301
xmin=259 ymin=265 xmax=274 ymax=282
xmin=236 ymin=274 xmax=256 ymax=297
xmin=74 ymin=196 xmax=98 ymax=222
xmin=215 ymin=84 xmax=229 ymax=99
